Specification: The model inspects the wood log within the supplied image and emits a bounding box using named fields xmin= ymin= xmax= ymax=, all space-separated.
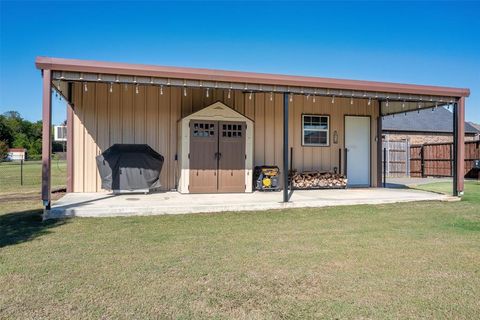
xmin=289 ymin=170 xmax=347 ymax=189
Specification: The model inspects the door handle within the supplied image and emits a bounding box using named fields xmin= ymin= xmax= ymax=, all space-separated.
xmin=215 ymin=152 xmax=222 ymax=160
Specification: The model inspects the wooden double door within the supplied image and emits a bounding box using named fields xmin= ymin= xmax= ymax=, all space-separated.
xmin=189 ymin=120 xmax=246 ymax=193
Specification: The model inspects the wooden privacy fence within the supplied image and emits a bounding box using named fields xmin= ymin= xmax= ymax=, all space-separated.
xmin=382 ymin=139 xmax=409 ymax=177
xmin=410 ymin=141 xmax=480 ymax=177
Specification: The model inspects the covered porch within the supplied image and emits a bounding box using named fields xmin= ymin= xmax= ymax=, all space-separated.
xmin=36 ymin=57 xmax=469 ymax=215
xmin=47 ymin=188 xmax=453 ymax=219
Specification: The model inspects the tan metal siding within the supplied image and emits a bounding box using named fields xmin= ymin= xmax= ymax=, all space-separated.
xmin=72 ymin=84 xmax=378 ymax=192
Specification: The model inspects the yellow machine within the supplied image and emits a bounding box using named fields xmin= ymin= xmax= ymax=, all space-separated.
xmin=254 ymin=166 xmax=280 ymax=191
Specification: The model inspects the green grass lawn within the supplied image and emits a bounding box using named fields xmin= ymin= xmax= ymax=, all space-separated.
xmin=1 ymin=183 xmax=479 ymax=319
xmin=414 ymin=180 xmax=480 ymax=202
xmin=0 ymin=160 xmax=66 ymax=194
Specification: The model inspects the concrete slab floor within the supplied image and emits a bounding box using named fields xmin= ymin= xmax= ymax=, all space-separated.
xmin=46 ymin=188 xmax=455 ymax=219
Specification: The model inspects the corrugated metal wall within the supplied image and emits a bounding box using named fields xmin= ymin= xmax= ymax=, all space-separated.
xmin=72 ymin=82 xmax=379 ymax=192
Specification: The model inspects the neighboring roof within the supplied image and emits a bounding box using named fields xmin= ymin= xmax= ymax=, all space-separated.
xmin=8 ymin=148 xmax=26 ymax=152
xmin=383 ymin=107 xmax=479 ymax=134
xmin=468 ymin=122 xmax=480 ymax=133
xmin=35 ymin=57 xmax=470 ymax=98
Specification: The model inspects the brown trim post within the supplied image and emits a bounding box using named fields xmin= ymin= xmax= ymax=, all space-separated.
xmin=282 ymin=92 xmax=289 ymax=202
xmin=41 ymin=69 xmax=52 ymax=209
xmin=66 ymin=101 xmax=74 ymax=193
xmin=453 ymin=97 xmax=465 ymax=196
xmin=376 ymin=111 xmax=383 ymax=187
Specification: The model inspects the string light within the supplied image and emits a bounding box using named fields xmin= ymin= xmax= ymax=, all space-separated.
xmin=160 ymin=85 xmax=164 ymax=95
xmin=386 ymin=99 xmax=389 ymax=107
xmin=313 ymin=95 xmax=316 ymax=103
xmin=183 ymin=87 xmax=187 ymax=97
xmin=368 ymin=97 xmax=371 ymax=106
xmin=135 ymin=84 xmax=139 ymax=94
xmin=331 ymin=95 xmax=335 ymax=104
xmin=206 ymin=87 xmax=209 ymax=98
xmin=84 ymin=82 xmax=88 ymax=92
xmin=270 ymin=92 xmax=273 ymax=101
xmin=402 ymin=101 xmax=405 ymax=109
xmin=289 ymin=93 xmax=293 ymax=102
xmin=249 ymin=91 xmax=253 ymax=100
xmin=350 ymin=96 xmax=354 ymax=105
xmin=109 ymin=83 xmax=113 ymax=93
xmin=228 ymin=88 xmax=231 ymax=99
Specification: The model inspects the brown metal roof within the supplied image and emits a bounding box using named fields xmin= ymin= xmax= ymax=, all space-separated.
xmin=35 ymin=56 xmax=470 ymax=98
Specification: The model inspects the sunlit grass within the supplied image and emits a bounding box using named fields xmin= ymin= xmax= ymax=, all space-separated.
xmin=1 ymin=184 xmax=479 ymax=319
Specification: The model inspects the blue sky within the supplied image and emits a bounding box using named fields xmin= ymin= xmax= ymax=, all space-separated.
xmin=1 ymin=1 xmax=479 ymax=125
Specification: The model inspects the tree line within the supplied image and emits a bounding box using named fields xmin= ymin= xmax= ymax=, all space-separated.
xmin=0 ymin=111 xmax=64 ymax=160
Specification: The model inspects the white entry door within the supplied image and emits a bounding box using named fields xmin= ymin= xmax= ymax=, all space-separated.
xmin=345 ymin=116 xmax=370 ymax=187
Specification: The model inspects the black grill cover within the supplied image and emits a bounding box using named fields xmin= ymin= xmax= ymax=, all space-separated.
xmin=96 ymin=144 xmax=164 ymax=191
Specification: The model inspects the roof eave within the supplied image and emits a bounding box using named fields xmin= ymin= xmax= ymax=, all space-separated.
xmin=35 ymin=56 xmax=471 ymax=98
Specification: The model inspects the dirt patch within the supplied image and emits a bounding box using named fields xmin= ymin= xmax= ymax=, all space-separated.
xmin=0 ymin=191 xmax=65 ymax=203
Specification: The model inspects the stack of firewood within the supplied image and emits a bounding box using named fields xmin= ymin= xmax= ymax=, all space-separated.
xmin=289 ymin=171 xmax=347 ymax=189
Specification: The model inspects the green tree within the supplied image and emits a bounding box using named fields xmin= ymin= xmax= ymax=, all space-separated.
xmin=0 ymin=140 xmax=8 ymax=160
xmin=0 ymin=115 xmax=14 ymax=146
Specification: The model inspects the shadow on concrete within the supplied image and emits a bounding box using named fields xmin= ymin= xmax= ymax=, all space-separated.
xmin=0 ymin=209 xmax=67 ymax=248
xmin=385 ymin=183 xmax=410 ymax=189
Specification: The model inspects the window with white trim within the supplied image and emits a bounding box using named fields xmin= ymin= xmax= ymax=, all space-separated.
xmin=302 ymin=115 xmax=329 ymax=146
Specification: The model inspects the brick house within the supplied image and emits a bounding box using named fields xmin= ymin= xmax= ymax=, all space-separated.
xmin=382 ymin=107 xmax=478 ymax=144
xmin=468 ymin=122 xmax=480 ymax=140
